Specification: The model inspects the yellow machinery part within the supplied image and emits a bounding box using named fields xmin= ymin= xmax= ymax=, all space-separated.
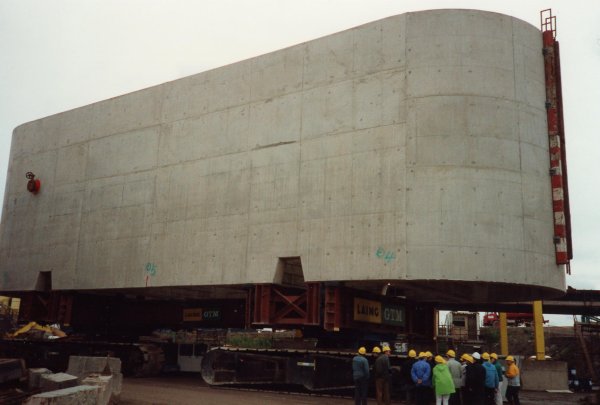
xmin=533 ymin=300 xmax=546 ymax=360
xmin=9 ymin=321 xmax=53 ymax=338
xmin=499 ymin=312 xmax=508 ymax=356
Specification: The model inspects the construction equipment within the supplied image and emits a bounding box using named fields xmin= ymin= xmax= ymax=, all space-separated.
xmin=442 ymin=312 xmax=480 ymax=341
xmin=201 ymin=347 xmax=405 ymax=391
xmin=482 ymin=312 xmax=545 ymax=327
xmin=0 ymin=338 xmax=164 ymax=377
xmin=574 ymin=320 xmax=600 ymax=383
xmin=7 ymin=321 xmax=66 ymax=339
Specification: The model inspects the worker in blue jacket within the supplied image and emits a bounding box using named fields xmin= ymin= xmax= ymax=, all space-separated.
xmin=482 ymin=353 xmax=499 ymax=405
xmin=411 ymin=352 xmax=432 ymax=405
xmin=353 ymin=347 xmax=370 ymax=405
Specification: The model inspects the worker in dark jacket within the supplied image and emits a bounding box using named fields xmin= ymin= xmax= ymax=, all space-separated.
xmin=400 ymin=349 xmax=417 ymax=404
xmin=374 ymin=346 xmax=392 ymax=405
xmin=464 ymin=352 xmax=486 ymax=405
xmin=425 ymin=351 xmax=436 ymax=403
xmin=459 ymin=354 xmax=471 ymax=403
xmin=353 ymin=347 xmax=370 ymax=405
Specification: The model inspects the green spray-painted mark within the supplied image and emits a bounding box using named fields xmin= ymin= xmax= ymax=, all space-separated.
xmin=145 ymin=262 xmax=157 ymax=276
xmin=375 ymin=247 xmax=396 ymax=264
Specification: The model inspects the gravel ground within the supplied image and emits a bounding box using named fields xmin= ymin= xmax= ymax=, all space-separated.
xmin=120 ymin=376 xmax=351 ymax=405
xmin=120 ymin=376 xmax=597 ymax=405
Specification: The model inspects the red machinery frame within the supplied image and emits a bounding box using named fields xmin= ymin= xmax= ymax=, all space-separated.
xmin=251 ymin=283 xmax=320 ymax=326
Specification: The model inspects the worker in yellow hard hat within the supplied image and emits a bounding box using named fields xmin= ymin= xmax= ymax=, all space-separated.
xmin=411 ymin=350 xmax=432 ymax=405
xmin=373 ymin=346 xmax=381 ymax=354
xmin=464 ymin=352 xmax=486 ymax=405
xmin=490 ymin=353 xmax=504 ymax=405
xmin=400 ymin=350 xmax=418 ymax=404
xmin=445 ymin=349 xmax=462 ymax=405
xmin=424 ymin=350 xmax=435 ymax=385
xmin=425 ymin=351 xmax=433 ymax=364
xmin=459 ymin=354 xmax=473 ymax=404
xmin=504 ymin=356 xmax=520 ymax=405
xmin=374 ymin=345 xmax=392 ymax=405
xmin=432 ymin=355 xmax=454 ymax=404
xmin=353 ymin=347 xmax=369 ymax=405
xmin=481 ymin=352 xmax=499 ymax=404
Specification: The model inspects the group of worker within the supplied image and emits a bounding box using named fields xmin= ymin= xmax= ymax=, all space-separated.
xmin=352 ymin=346 xmax=521 ymax=405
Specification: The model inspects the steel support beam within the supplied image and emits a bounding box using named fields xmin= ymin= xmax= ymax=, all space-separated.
xmin=324 ymin=286 xmax=341 ymax=332
xmin=499 ymin=312 xmax=508 ymax=356
xmin=533 ymin=300 xmax=546 ymax=360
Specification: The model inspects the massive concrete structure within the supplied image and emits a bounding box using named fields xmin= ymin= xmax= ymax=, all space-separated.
xmin=0 ymin=10 xmax=566 ymax=302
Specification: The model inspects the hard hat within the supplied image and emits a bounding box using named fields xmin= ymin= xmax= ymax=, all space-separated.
xmin=472 ymin=352 xmax=481 ymax=360
xmin=435 ymin=355 xmax=446 ymax=364
xmin=446 ymin=349 xmax=456 ymax=358
xmin=408 ymin=349 xmax=417 ymax=358
xmin=418 ymin=352 xmax=427 ymax=358
xmin=382 ymin=346 xmax=391 ymax=353
xmin=506 ymin=355 xmax=514 ymax=362
xmin=425 ymin=351 xmax=433 ymax=357
xmin=490 ymin=353 xmax=498 ymax=360
xmin=372 ymin=346 xmax=381 ymax=353
xmin=464 ymin=354 xmax=474 ymax=364
xmin=482 ymin=352 xmax=490 ymax=360
xmin=358 ymin=347 xmax=367 ymax=355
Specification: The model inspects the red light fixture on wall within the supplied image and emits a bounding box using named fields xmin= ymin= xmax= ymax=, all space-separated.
xmin=26 ymin=172 xmax=41 ymax=194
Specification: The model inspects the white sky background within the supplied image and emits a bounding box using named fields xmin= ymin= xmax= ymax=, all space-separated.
xmin=0 ymin=1 xmax=598 ymax=326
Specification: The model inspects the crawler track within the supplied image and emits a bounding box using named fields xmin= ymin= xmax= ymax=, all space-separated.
xmin=201 ymin=347 xmax=405 ymax=392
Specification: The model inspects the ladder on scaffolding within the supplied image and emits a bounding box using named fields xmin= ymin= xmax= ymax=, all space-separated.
xmin=540 ymin=8 xmax=573 ymax=272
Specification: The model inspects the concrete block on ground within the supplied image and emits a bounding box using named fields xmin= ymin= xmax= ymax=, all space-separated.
xmin=67 ymin=356 xmax=122 ymax=377
xmin=521 ymin=360 xmax=569 ymax=391
xmin=40 ymin=372 xmax=79 ymax=392
xmin=28 ymin=368 xmax=52 ymax=390
xmin=66 ymin=355 xmax=122 ymax=395
xmin=82 ymin=374 xmax=118 ymax=405
xmin=24 ymin=385 xmax=100 ymax=405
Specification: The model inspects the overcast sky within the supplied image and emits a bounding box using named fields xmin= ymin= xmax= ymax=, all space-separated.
xmin=1 ymin=1 xmax=598 ymax=326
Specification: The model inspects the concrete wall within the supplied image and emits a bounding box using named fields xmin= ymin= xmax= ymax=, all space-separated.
xmin=0 ymin=9 xmax=566 ymax=301
xmin=521 ymin=360 xmax=569 ymax=391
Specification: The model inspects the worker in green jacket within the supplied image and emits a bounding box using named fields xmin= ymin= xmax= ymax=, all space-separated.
xmin=432 ymin=355 xmax=456 ymax=405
